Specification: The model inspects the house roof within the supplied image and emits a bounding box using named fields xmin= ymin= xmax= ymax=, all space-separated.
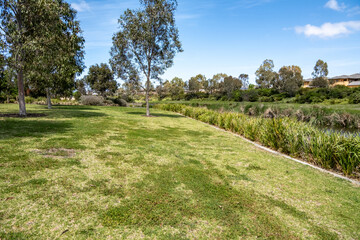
xmin=348 ymin=81 xmax=360 ymax=86
xmin=329 ymin=73 xmax=360 ymax=80
xmin=304 ymin=78 xmax=313 ymax=82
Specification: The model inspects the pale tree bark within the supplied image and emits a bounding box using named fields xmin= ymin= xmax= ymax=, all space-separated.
xmin=15 ymin=8 xmax=26 ymax=116
xmin=46 ymin=88 xmax=52 ymax=109
xmin=145 ymin=75 xmax=150 ymax=116
xmin=17 ymin=67 xmax=26 ymax=116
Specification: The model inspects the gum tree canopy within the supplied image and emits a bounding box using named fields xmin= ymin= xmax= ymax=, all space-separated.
xmin=0 ymin=0 xmax=84 ymax=115
xmin=110 ymin=0 xmax=182 ymax=116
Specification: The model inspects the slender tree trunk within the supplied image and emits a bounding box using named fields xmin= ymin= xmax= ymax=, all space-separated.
xmin=146 ymin=75 xmax=150 ymax=117
xmin=6 ymin=95 xmax=10 ymax=103
xmin=46 ymin=88 xmax=52 ymax=109
xmin=17 ymin=67 xmax=26 ymax=116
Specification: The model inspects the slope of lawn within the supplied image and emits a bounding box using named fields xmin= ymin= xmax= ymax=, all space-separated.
xmin=0 ymin=104 xmax=359 ymax=239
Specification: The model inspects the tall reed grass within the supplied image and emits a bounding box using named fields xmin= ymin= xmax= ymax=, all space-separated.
xmin=155 ymin=104 xmax=360 ymax=176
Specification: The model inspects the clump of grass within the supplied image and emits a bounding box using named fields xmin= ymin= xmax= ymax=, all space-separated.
xmin=155 ymin=104 xmax=360 ymax=176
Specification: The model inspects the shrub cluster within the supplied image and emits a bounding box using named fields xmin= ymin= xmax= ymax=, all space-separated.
xmin=294 ymin=86 xmax=360 ymax=104
xmin=181 ymin=86 xmax=360 ymax=104
xmin=80 ymin=95 xmax=104 ymax=106
xmin=155 ymin=104 xmax=360 ymax=176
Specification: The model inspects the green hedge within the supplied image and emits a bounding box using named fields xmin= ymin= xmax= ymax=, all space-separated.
xmin=154 ymin=104 xmax=360 ymax=176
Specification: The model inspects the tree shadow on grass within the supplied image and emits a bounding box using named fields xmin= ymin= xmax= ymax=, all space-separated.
xmin=126 ymin=111 xmax=183 ymax=118
xmin=51 ymin=105 xmax=97 ymax=111
xmin=0 ymin=119 xmax=72 ymax=140
xmin=42 ymin=106 xmax=107 ymax=119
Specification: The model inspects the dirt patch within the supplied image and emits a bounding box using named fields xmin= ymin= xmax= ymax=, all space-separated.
xmin=33 ymin=148 xmax=77 ymax=159
xmin=0 ymin=113 xmax=46 ymax=118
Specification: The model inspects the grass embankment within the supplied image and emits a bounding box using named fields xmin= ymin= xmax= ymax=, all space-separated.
xmin=1 ymin=104 xmax=360 ymax=239
xmin=155 ymin=100 xmax=360 ymax=130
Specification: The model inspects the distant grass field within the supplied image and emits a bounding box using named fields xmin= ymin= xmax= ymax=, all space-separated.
xmin=1 ymin=104 xmax=360 ymax=239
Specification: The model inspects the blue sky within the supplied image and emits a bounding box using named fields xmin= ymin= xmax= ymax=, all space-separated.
xmin=69 ymin=0 xmax=360 ymax=84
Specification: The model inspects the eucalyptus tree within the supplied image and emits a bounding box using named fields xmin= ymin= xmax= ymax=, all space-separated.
xmin=277 ymin=65 xmax=303 ymax=96
xmin=311 ymin=59 xmax=329 ymax=88
xmin=255 ymin=59 xmax=278 ymax=89
xmin=169 ymin=77 xmax=185 ymax=100
xmin=27 ymin=0 xmax=85 ymax=109
xmin=209 ymin=73 xmax=228 ymax=94
xmin=223 ymin=76 xmax=242 ymax=98
xmin=239 ymin=74 xmax=249 ymax=89
xmin=84 ymin=63 xmax=117 ymax=97
xmin=188 ymin=74 xmax=206 ymax=93
xmin=0 ymin=0 xmax=84 ymax=114
xmin=110 ymin=0 xmax=182 ymax=116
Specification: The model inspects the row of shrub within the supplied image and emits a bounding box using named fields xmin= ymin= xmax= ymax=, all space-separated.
xmin=181 ymin=86 xmax=360 ymax=104
xmin=154 ymin=104 xmax=360 ymax=176
xmin=294 ymin=86 xmax=360 ymax=104
xmin=183 ymin=102 xmax=360 ymax=129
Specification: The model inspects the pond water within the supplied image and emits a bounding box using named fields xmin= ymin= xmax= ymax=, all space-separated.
xmin=321 ymin=126 xmax=360 ymax=138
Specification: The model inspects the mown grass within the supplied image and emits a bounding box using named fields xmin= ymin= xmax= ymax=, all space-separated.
xmin=0 ymin=104 xmax=360 ymax=239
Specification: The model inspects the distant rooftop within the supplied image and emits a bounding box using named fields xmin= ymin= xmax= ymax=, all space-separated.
xmin=329 ymin=73 xmax=360 ymax=80
xmin=304 ymin=78 xmax=313 ymax=82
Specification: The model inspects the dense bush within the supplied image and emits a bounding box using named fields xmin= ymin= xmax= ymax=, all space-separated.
xmin=155 ymin=104 xmax=360 ymax=176
xmin=349 ymin=92 xmax=360 ymax=104
xmin=74 ymin=91 xmax=82 ymax=101
xmin=112 ymin=97 xmax=128 ymax=107
xmin=80 ymin=95 xmax=104 ymax=106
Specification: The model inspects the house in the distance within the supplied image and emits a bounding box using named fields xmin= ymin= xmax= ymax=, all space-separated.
xmin=303 ymin=78 xmax=313 ymax=88
xmin=329 ymin=73 xmax=360 ymax=87
xmin=302 ymin=73 xmax=360 ymax=88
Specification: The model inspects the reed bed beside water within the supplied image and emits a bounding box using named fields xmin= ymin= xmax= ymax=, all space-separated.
xmin=155 ymin=104 xmax=360 ymax=177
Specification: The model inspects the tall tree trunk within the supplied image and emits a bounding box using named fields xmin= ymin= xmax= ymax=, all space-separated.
xmin=146 ymin=75 xmax=150 ymax=117
xmin=17 ymin=67 xmax=26 ymax=116
xmin=46 ymin=88 xmax=52 ymax=109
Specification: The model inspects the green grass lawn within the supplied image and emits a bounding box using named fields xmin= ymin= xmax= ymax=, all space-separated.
xmin=1 ymin=104 xmax=359 ymax=239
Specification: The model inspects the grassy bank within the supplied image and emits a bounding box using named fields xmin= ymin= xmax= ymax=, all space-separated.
xmin=153 ymin=100 xmax=360 ymax=130
xmin=155 ymin=104 xmax=360 ymax=177
xmin=1 ymin=104 xmax=360 ymax=239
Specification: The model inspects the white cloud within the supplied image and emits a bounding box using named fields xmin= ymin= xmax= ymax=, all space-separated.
xmin=295 ymin=21 xmax=360 ymax=38
xmin=325 ymin=0 xmax=346 ymax=11
xmin=348 ymin=6 xmax=360 ymax=16
xmin=71 ymin=0 xmax=90 ymax=12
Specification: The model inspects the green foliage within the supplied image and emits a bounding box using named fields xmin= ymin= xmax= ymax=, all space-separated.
xmin=80 ymin=95 xmax=104 ymax=106
xmin=255 ymin=59 xmax=278 ymax=88
xmin=311 ymin=59 xmax=329 ymax=88
xmin=349 ymin=92 xmax=360 ymax=104
xmin=73 ymin=91 xmax=82 ymax=101
xmin=188 ymin=74 xmax=206 ymax=93
xmin=84 ymin=63 xmax=117 ymax=97
xmin=155 ymin=104 xmax=360 ymax=176
xmin=112 ymin=97 xmax=128 ymax=107
xmin=276 ymin=65 xmax=304 ymax=96
xmin=110 ymin=0 xmax=182 ymax=115
xmin=223 ymin=76 xmax=242 ymax=98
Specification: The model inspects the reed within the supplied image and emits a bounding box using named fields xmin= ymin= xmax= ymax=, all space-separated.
xmin=155 ymin=104 xmax=360 ymax=176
